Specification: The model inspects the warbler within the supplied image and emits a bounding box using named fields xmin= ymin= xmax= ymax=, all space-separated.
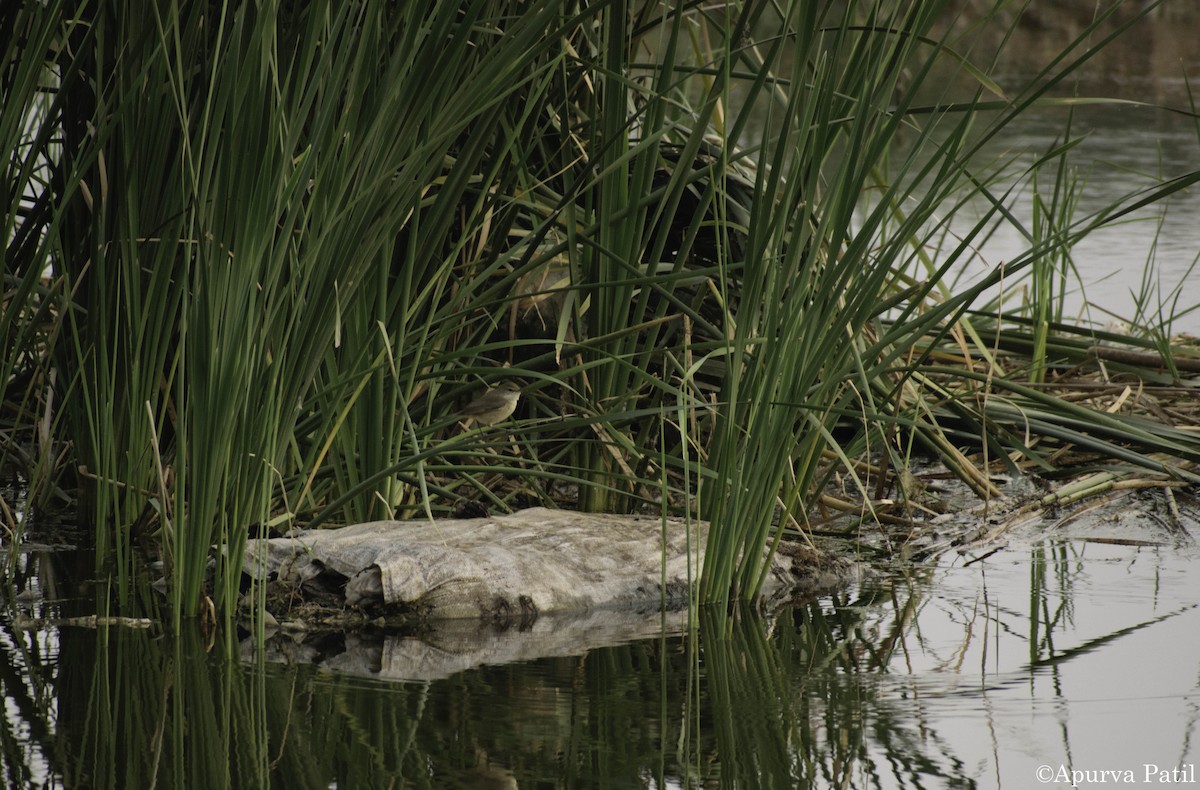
xmin=455 ymin=380 xmax=522 ymax=427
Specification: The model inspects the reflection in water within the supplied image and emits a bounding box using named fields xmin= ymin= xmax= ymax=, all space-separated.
xmin=843 ymin=509 xmax=1200 ymax=789
xmin=1 ymin=496 xmax=1198 ymax=787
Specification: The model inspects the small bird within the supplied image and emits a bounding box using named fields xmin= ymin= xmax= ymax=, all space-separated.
xmin=455 ymin=380 xmax=522 ymax=427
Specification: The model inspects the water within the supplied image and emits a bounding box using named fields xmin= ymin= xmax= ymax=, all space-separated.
xmin=852 ymin=534 xmax=1200 ymax=787
xmin=947 ymin=103 xmax=1200 ymax=335
xmin=3 ymin=490 xmax=1198 ymax=788
xmin=946 ymin=6 xmax=1200 ymax=335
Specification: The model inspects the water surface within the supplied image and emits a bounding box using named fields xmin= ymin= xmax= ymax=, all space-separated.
xmin=3 ymin=490 xmax=1197 ymax=788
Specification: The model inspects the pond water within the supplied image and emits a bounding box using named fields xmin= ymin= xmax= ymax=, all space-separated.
xmin=3 ymin=490 xmax=1198 ymax=788
xmin=942 ymin=6 xmax=1200 ymax=336
xmin=947 ymin=102 xmax=1200 ymax=337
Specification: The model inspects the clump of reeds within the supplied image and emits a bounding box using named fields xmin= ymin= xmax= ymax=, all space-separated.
xmin=4 ymin=0 xmax=1198 ymax=623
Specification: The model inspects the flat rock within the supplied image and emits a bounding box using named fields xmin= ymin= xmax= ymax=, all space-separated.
xmin=243 ymin=507 xmax=856 ymax=625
